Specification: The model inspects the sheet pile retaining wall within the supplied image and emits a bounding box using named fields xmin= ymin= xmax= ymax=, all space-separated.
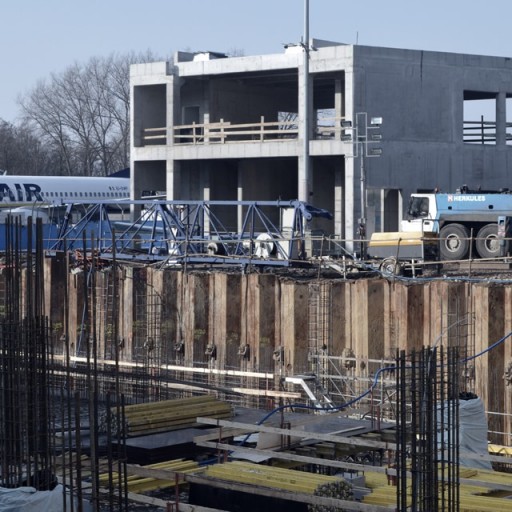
xmin=39 ymin=259 xmax=512 ymax=442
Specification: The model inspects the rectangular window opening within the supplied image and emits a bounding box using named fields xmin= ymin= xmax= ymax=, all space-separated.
xmin=463 ymin=91 xmax=496 ymax=145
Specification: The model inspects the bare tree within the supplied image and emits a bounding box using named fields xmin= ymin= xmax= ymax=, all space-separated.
xmin=0 ymin=119 xmax=54 ymax=174
xmin=19 ymin=51 xmax=163 ymax=176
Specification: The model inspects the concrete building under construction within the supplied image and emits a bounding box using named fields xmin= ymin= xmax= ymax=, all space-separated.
xmin=131 ymin=40 xmax=512 ymax=242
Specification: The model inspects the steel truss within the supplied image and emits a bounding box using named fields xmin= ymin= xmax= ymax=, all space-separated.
xmin=47 ymin=199 xmax=332 ymax=267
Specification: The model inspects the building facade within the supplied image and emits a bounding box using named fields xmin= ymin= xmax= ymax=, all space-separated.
xmin=130 ymin=40 xmax=512 ymax=242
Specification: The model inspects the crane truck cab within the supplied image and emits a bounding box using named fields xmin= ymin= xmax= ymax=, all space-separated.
xmin=400 ymin=193 xmax=438 ymax=234
xmin=401 ymin=188 xmax=512 ymax=261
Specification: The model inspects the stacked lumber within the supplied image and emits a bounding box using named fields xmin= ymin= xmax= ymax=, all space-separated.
xmin=98 ymin=458 xmax=202 ymax=493
xmin=202 ymin=461 xmax=353 ymax=505
xmin=120 ymin=395 xmax=233 ymax=436
xmin=363 ymin=466 xmax=512 ymax=511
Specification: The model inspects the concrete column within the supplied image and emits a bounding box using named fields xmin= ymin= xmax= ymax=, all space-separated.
xmin=344 ymin=66 xmax=356 ymax=247
xmin=334 ymin=166 xmax=344 ymax=237
xmin=201 ymin=164 xmax=211 ymax=201
xmin=298 ymin=63 xmax=313 ymax=202
xmin=166 ymin=76 xmax=176 ymax=147
xmin=380 ymin=189 xmax=386 ymax=232
xmin=237 ymin=168 xmax=243 ymax=233
xmin=166 ymin=160 xmax=181 ymax=200
xmin=131 ymin=85 xmax=143 ymax=148
xmin=335 ymin=78 xmax=344 ymax=128
xmin=344 ymin=157 xmax=356 ymax=250
xmin=131 ymin=162 xmax=142 ymax=202
xmin=496 ymin=91 xmax=507 ymax=146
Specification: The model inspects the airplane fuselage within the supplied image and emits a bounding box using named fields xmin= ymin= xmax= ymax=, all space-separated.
xmin=0 ymin=175 xmax=130 ymax=205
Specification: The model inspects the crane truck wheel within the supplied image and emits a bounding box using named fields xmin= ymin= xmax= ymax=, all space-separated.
xmin=476 ymin=223 xmax=503 ymax=259
xmin=439 ymin=223 xmax=470 ymax=260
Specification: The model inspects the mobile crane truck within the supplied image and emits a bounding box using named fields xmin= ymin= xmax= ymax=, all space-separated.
xmin=400 ymin=185 xmax=512 ymax=261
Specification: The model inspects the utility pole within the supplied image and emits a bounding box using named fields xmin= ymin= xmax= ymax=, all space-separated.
xmin=299 ymin=0 xmax=311 ymax=203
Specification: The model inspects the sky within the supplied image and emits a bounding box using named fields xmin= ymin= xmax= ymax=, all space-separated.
xmin=2 ymin=0 xmax=512 ymax=123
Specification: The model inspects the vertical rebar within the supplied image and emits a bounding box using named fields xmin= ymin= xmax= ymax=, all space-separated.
xmin=0 ymin=217 xmax=56 ymax=491
xmin=395 ymin=346 xmax=460 ymax=512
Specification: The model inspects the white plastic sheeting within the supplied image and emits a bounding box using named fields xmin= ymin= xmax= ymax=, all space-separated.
xmin=438 ymin=396 xmax=491 ymax=470
xmin=0 ymin=484 xmax=89 ymax=511
xmin=458 ymin=396 xmax=492 ymax=469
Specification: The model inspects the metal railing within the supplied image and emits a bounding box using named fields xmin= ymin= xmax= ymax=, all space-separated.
xmin=463 ymin=118 xmax=512 ymax=144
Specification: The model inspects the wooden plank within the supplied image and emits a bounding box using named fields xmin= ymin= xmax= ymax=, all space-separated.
xmin=195 ymin=439 xmax=391 ymax=475
xmin=195 ymin=417 xmax=512 ymax=469
xmin=196 ymin=417 xmax=390 ymax=450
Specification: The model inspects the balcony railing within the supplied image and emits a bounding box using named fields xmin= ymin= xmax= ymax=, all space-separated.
xmin=463 ymin=118 xmax=512 ymax=144
xmin=140 ymin=116 xmax=351 ymax=146
xmin=141 ymin=118 xmax=298 ymax=146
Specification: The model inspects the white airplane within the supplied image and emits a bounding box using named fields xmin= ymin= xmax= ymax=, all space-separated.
xmin=0 ymin=173 xmax=130 ymax=207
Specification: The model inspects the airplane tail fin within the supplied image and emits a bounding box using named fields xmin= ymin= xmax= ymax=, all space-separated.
xmin=108 ymin=168 xmax=130 ymax=178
